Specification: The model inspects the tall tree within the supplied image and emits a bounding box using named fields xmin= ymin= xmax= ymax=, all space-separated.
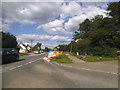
xmin=72 ymin=1 xmax=120 ymax=56
xmin=2 ymin=32 xmax=17 ymax=48
xmin=32 ymin=43 xmax=41 ymax=51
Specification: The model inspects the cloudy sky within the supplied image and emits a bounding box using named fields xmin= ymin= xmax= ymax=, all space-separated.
xmin=1 ymin=0 xmax=119 ymax=49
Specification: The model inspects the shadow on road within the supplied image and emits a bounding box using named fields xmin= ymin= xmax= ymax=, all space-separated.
xmin=2 ymin=58 xmax=25 ymax=65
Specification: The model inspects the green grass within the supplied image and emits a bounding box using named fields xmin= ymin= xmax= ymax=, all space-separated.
xmin=75 ymin=55 xmax=119 ymax=62
xmin=50 ymin=54 xmax=73 ymax=63
xmin=19 ymin=53 xmax=29 ymax=56
xmin=70 ymin=52 xmax=119 ymax=62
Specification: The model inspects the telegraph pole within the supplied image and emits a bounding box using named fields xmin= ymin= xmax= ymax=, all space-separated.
xmin=30 ymin=39 xmax=33 ymax=47
xmin=70 ymin=41 xmax=73 ymax=53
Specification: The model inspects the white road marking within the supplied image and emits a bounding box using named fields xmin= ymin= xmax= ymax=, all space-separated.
xmin=28 ymin=62 xmax=32 ymax=64
xmin=9 ymin=67 xmax=16 ymax=70
xmin=80 ymin=68 xmax=117 ymax=75
xmin=24 ymin=63 xmax=29 ymax=65
xmin=17 ymin=65 xmax=23 ymax=68
xmin=30 ymin=60 xmax=36 ymax=63
xmin=2 ymin=58 xmax=42 ymax=73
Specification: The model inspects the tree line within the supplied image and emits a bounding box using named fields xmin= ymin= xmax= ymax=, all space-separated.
xmin=58 ymin=2 xmax=120 ymax=57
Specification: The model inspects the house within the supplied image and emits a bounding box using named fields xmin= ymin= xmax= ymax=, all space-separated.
xmin=18 ymin=43 xmax=31 ymax=53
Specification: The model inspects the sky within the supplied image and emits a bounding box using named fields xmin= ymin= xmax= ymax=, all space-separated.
xmin=1 ymin=0 xmax=120 ymax=49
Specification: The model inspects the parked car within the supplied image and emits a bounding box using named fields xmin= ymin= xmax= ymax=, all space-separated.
xmin=1 ymin=48 xmax=19 ymax=64
xmin=34 ymin=50 xmax=40 ymax=54
xmin=40 ymin=51 xmax=44 ymax=53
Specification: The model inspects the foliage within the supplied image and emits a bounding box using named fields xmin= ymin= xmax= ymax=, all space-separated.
xmin=74 ymin=55 xmax=119 ymax=62
xmin=91 ymin=46 xmax=117 ymax=57
xmin=44 ymin=47 xmax=51 ymax=52
xmin=58 ymin=2 xmax=120 ymax=57
xmin=2 ymin=32 xmax=17 ymax=48
xmin=51 ymin=54 xmax=73 ymax=63
xmin=72 ymin=2 xmax=120 ymax=57
xmin=58 ymin=44 xmax=68 ymax=51
xmin=32 ymin=43 xmax=41 ymax=51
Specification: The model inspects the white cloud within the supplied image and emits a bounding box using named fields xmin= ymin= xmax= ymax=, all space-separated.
xmin=3 ymin=0 xmax=64 ymax=2
xmin=42 ymin=43 xmax=57 ymax=49
xmin=16 ymin=34 xmax=71 ymax=42
xmin=64 ymin=15 xmax=87 ymax=32
xmin=37 ymin=19 xmax=70 ymax=34
xmin=63 ymin=4 xmax=107 ymax=32
xmin=82 ymin=5 xmax=107 ymax=19
xmin=2 ymin=2 xmax=61 ymax=24
xmin=0 ymin=23 xmax=10 ymax=32
xmin=61 ymin=2 xmax=107 ymax=19
xmin=60 ymin=1 xmax=82 ymax=19
xmin=20 ymin=42 xmax=57 ymax=49
xmin=2 ymin=2 xmax=108 ymax=34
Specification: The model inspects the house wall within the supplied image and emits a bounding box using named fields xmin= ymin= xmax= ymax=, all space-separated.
xmin=19 ymin=48 xmax=26 ymax=53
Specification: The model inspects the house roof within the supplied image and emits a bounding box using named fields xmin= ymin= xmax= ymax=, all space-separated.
xmin=18 ymin=43 xmax=31 ymax=49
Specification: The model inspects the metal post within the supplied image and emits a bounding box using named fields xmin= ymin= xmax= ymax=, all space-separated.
xmin=30 ymin=39 xmax=33 ymax=47
xmin=71 ymin=43 xmax=72 ymax=53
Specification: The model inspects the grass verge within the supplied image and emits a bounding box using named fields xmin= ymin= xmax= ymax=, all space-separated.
xmin=19 ymin=53 xmax=29 ymax=56
xmin=50 ymin=54 xmax=73 ymax=63
xmin=71 ymin=52 xmax=119 ymax=62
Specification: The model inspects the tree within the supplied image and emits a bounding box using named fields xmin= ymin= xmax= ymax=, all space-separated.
xmin=44 ymin=47 xmax=51 ymax=52
xmin=73 ymin=19 xmax=92 ymax=40
xmin=79 ymin=19 xmax=93 ymax=33
xmin=58 ymin=44 xmax=69 ymax=51
xmin=72 ymin=2 xmax=120 ymax=57
xmin=32 ymin=43 xmax=41 ymax=51
xmin=107 ymin=1 xmax=120 ymax=49
xmin=2 ymin=32 xmax=17 ymax=48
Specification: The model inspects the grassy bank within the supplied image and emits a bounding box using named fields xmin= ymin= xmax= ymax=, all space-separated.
xmin=50 ymin=54 xmax=73 ymax=63
xmin=19 ymin=53 xmax=29 ymax=56
xmin=71 ymin=52 xmax=119 ymax=62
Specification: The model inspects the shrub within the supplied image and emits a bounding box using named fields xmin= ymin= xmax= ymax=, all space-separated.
xmin=92 ymin=46 xmax=117 ymax=57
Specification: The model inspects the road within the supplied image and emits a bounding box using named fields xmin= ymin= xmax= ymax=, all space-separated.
xmin=2 ymin=53 xmax=118 ymax=88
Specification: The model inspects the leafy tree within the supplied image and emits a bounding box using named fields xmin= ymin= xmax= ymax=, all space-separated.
xmin=107 ymin=2 xmax=120 ymax=49
xmin=2 ymin=32 xmax=17 ymax=48
xmin=32 ymin=43 xmax=41 ymax=51
xmin=44 ymin=47 xmax=51 ymax=52
xmin=72 ymin=1 xmax=120 ymax=57
xmin=73 ymin=19 xmax=92 ymax=40
xmin=58 ymin=44 xmax=68 ymax=51
xmin=79 ymin=19 xmax=92 ymax=33
xmin=76 ymin=39 xmax=91 ymax=54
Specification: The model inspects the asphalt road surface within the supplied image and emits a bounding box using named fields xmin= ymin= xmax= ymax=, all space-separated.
xmin=2 ymin=53 xmax=118 ymax=88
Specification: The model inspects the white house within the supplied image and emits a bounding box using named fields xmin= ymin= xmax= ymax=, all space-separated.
xmin=18 ymin=43 xmax=27 ymax=53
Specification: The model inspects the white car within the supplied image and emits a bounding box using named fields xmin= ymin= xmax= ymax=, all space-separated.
xmin=34 ymin=51 xmax=40 ymax=54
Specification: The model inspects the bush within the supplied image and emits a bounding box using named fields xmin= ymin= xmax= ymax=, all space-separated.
xmin=92 ymin=46 xmax=117 ymax=57
xmin=73 ymin=39 xmax=91 ymax=54
xmin=102 ymin=46 xmax=117 ymax=57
